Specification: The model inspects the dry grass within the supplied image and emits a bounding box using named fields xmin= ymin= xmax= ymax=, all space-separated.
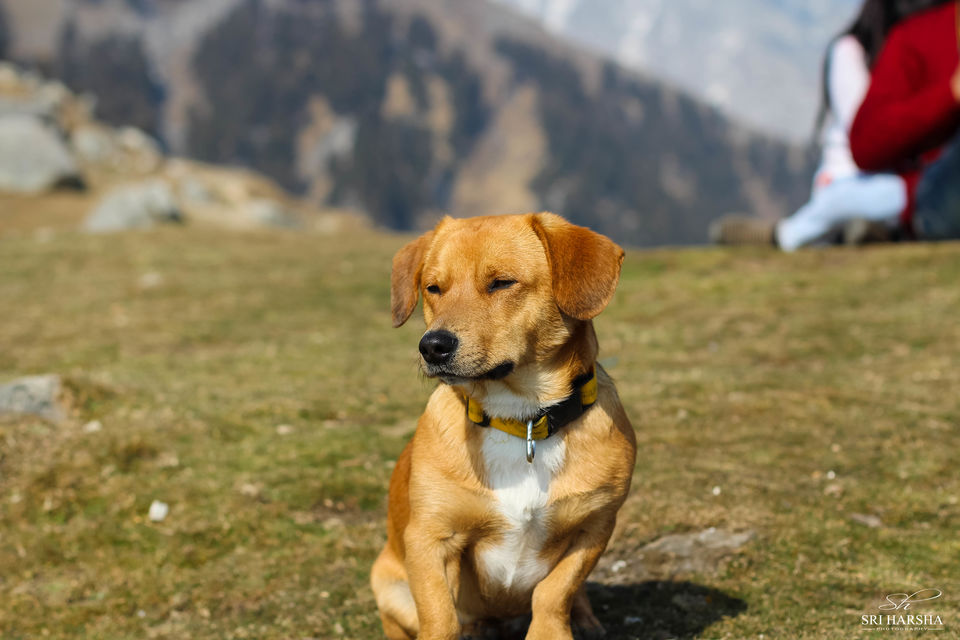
xmin=0 ymin=191 xmax=100 ymax=234
xmin=1 ymin=221 xmax=958 ymax=639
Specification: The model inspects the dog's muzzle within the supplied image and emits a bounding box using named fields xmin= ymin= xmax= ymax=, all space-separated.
xmin=419 ymin=330 xmax=459 ymax=366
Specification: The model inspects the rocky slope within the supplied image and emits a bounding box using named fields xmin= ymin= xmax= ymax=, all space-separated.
xmin=0 ymin=0 xmax=814 ymax=246
xmin=0 ymin=61 xmax=353 ymax=234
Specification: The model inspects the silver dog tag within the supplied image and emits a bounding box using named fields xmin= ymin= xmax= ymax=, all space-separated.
xmin=526 ymin=419 xmax=536 ymax=463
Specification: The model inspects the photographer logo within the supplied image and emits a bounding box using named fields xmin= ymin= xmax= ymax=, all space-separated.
xmin=861 ymin=589 xmax=946 ymax=632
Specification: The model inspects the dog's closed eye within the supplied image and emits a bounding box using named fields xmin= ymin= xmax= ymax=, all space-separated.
xmin=489 ymin=279 xmax=517 ymax=292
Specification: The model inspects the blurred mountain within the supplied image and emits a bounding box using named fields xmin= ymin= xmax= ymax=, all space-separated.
xmin=0 ymin=5 xmax=8 ymax=60
xmin=0 ymin=0 xmax=814 ymax=246
xmin=495 ymin=0 xmax=861 ymax=141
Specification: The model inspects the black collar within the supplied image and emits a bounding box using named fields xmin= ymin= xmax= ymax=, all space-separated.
xmin=463 ymin=366 xmax=598 ymax=441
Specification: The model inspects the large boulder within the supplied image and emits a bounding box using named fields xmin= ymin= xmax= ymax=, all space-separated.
xmin=0 ymin=114 xmax=83 ymax=194
xmin=84 ymin=179 xmax=182 ymax=232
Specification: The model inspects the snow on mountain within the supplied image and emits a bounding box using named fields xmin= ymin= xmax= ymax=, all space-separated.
xmin=494 ymin=0 xmax=862 ymax=141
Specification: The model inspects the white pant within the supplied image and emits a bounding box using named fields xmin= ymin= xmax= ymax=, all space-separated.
xmin=776 ymin=173 xmax=907 ymax=251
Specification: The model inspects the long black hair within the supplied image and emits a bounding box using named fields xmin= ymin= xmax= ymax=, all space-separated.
xmin=814 ymin=0 xmax=955 ymax=135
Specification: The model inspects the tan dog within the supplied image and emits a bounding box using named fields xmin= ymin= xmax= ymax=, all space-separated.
xmin=371 ymin=213 xmax=636 ymax=640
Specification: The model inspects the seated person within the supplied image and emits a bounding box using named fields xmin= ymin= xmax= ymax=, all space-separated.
xmin=775 ymin=0 xmax=908 ymax=252
xmin=713 ymin=0 xmax=959 ymax=249
xmin=850 ymin=0 xmax=960 ymax=240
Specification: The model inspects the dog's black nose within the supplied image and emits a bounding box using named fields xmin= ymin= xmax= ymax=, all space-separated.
xmin=419 ymin=330 xmax=459 ymax=365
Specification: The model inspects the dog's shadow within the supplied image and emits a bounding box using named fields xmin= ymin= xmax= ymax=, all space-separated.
xmin=587 ymin=580 xmax=747 ymax=640
xmin=462 ymin=581 xmax=746 ymax=640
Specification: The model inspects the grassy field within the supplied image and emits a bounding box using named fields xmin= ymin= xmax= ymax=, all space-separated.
xmin=1 ymin=223 xmax=959 ymax=639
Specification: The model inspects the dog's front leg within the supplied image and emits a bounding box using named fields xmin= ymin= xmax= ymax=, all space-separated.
xmin=404 ymin=523 xmax=463 ymax=640
xmin=526 ymin=516 xmax=616 ymax=640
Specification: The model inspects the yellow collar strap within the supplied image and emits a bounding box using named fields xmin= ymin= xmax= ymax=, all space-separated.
xmin=465 ymin=366 xmax=598 ymax=441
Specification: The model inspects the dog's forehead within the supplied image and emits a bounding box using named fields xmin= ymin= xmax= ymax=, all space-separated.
xmin=427 ymin=216 xmax=546 ymax=273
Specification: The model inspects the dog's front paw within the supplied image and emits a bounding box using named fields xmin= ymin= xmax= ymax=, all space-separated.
xmin=571 ymin=609 xmax=605 ymax=640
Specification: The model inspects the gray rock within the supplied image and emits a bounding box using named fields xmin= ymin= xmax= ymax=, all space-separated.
xmin=115 ymin=126 xmax=163 ymax=173
xmin=243 ymin=198 xmax=300 ymax=228
xmin=84 ymin=179 xmax=183 ymax=232
xmin=639 ymin=528 xmax=756 ymax=577
xmin=0 ymin=97 xmax=56 ymax=121
xmin=850 ymin=513 xmax=883 ymax=529
xmin=0 ymin=115 xmax=82 ymax=194
xmin=0 ymin=63 xmax=21 ymax=89
xmin=0 ymin=81 xmax=72 ymax=121
xmin=71 ymin=124 xmax=118 ymax=166
xmin=177 ymin=176 xmax=215 ymax=206
xmin=0 ymin=374 xmax=65 ymax=422
xmin=116 ymin=126 xmax=161 ymax=155
xmin=35 ymin=80 xmax=72 ymax=113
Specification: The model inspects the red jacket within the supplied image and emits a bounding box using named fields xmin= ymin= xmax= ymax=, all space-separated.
xmin=850 ymin=1 xmax=960 ymax=223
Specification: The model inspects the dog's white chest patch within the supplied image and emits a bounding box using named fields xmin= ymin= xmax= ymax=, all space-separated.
xmin=477 ymin=430 xmax=565 ymax=593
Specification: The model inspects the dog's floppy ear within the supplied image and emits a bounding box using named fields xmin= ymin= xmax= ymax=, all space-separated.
xmin=391 ymin=231 xmax=434 ymax=328
xmin=531 ymin=213 xmax=625 ymax=320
